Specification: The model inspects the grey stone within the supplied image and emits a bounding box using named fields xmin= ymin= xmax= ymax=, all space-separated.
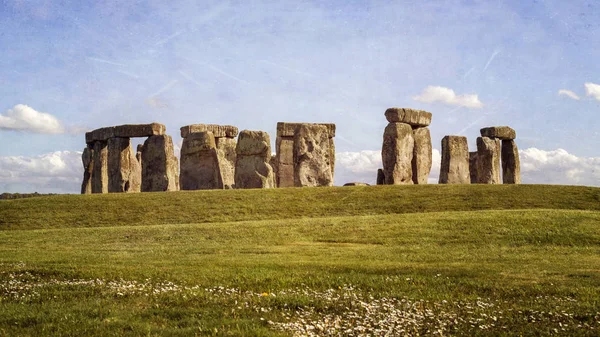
xmin=277 ymin=122 xmax=336 ymax=138
xmin=215 ymin=137 xmax=237 ymax=189
xmin=234 ymin=130 xmax=275 ymax=189
xmin=91 ymin=141 xmax=108 ymax=193
xmin=81 ymin=146 xmax=93 ymax=194
xmin=476 ymin=136 xmax=501 ymax=184
xmin=412 ymin=127 xmax=432 ymax=184
xmin=141 ymin=135 xmax=179 ymax=192
xmin=293 ymin=124 xmax=334 ymax=187
xmin=180 ymin=124 xmax=239 ymax=139
xmin=439 ymin=136 xmax=470 ymax=184
xmin=385 ymin=108 xmax=432 ymax=127
xmin=343 ymin=182 xmax=370 ymax=186
xmin=180 ymin=132 xmax=223 ymax=190
xmin=469 ymin=151 xmax=478 ymax=184
xmin=501 ymin=140 xmax=521 ymax=184
xmin=86 ymin=123 xmax=166 ymax=143
xmin=377 ymin=168 xmax=385 ymax=185
xmin=382 ymin=122 xmax=414 ymax=184
xmin=480 ymin=126 xmax=516 ymax=140
xmin=108 ymin=137 xmax=141 ymax=193
xmin=275 ymin=136 xmax=295 ymax=187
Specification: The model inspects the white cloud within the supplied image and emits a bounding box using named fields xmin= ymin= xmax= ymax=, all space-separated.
xmin=584 ymin=82 xmax=600 ymax=101
xmin=0 ymin=151 xmax=81 ymax=193
xmin=413 ymin=86 xmax=483 ymax=108
xmin=520 ymin=148 xmax=600 ymax=186
xmin=0 ymin=104 xmax=64 ymax=134
xmin=558 ymin=89 xmax=580 ymax=100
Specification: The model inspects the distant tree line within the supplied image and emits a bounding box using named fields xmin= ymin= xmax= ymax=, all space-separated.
xmin=0 ymin=192 xmax=57 ymax=200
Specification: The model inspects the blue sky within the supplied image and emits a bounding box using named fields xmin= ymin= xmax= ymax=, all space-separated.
xmin=0 ymin=0 xmax=599 ymax=192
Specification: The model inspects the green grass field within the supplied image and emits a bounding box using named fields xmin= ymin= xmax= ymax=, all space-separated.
xmin=0 ymin=185 xmax=599 ymax=336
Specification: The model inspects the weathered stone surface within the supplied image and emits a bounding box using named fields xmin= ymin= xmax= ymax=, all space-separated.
xmin=234 ymin=130 xmax=275 ymax=189
xmin=86 ymin=123 xmax=165 ymax=143
xmin=136 ymin=144 xmax=143 ymax=164
xmin=293 ymin=124 xmax=334 ymax=187
xmin=412 ymin=127 xmax=432 ymax=184
xmin=180 ymin=124 xmax=238 ymax=139
xmin=108 ymin=137 xmax=141 ymax=193
xmin=469 ymin=151 xmax=478 ymax=184
xmin=343 ymin=182 xmax=370 ymax=186
xmin=439 ymin=136 xmax=470 ymax=184
xmin=180 ymin=132 xmax=223 ymax=190
xmin=385 ymin=108 xmax=432 ymax=127
xmin=275 ymin=136 xmax=294 ymax=187
xmin=81 ymin=146 xmax=93 ymax=194
xmin=382 ymin=122 xmax=414 ymax=185
xmin=141 ymin=135 xmax=179 ymax=192
xmin=376 ymin=168 xmax=385 ymax=185
xmin=215 ymin=137 xmax=237 ymax=189
xmin=277 ymin=122 xmax=336 ymax=138
xmin=501 ymin=140 xmax=521 ymax=184
xmin=91 ymin=141 xmax=108 ymax=193
xmin=269 ymin=155 xmax=278 ymax=188
xmin=476 ymin=136 xmax=501 ymax=184
xmin=480 ymin=126 xmax=516 ymax=140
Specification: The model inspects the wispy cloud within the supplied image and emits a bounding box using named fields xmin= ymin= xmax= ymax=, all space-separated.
xmin=483 ymin=49 xmax=501 ymax=72
xmin=558 ymin=89 xmax=580 ymax=100
xmin=0 ymin=104 xmax=64 ymax=134
xmin=86 ymin=57 xmax=125 ymax=67
xmin=413 ymin=86 xmax=483 ymax=109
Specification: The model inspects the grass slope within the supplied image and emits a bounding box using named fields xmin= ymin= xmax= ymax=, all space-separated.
xmin=0 ymin=185 xmax=599 ymax=336
xmin=1 ymin=184 xmax=599 ymax=230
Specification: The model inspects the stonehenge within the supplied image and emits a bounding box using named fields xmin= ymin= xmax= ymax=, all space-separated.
xmin=234 ymin=130 xmax=275 ymax=189
xmin=82 ymin=123 xmax=179 ymax=194
xmin=469 ymin=126 xmax=521 ymax=185
xmin=80 ymin=117 xmax=522 ymax=194
xmin=381 ymin=108 xmax=432 ymax=185
xmin=439 ymin=136 xmax=470 ymax=184
xmin=179 ymin=124 xmax=238 ymax=189
xmin=275 ymin=122 xmax=336 ymax=187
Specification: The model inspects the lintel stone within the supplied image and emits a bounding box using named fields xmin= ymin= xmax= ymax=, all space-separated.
xmin=384 ymin=108 xmax=432 ymax=127
xmin=480 ymin=126 xmax=516 ymax=140
xmin=180 ymin=124 xmax=239 ymax=139
xmin=276 ymin=122 xmax=336 ymax=138
xmin=86 ymin=123 xmax=166 ymax=143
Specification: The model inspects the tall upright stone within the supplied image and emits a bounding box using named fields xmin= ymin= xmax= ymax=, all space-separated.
xmin=469 ymin=151 xmax=479 ymax=184
xmin=382 ymin=122 xmax=414 ymax=184
xmin=275 ymin=122 xmax=335 ymax=188
xmin=412 ymin=127 xmax=432 ymax=184
xmin=476 ymin=136 xmax=501 ymax=184
xmin=81 ymin=146 xmax=93 ymax=194
xmin=234 ymin=130 xmax=275 ymax=189
xmin=141 ymin=135 xmax=179 ymax=192
xmin=439 ymin=136 xmax=470 ymax=184
xmin=215 ymin=137 xmax=236 ymax=189
xmin=501 ymin=140 xmax=521 ymax=184
xmin=180 ymin=131 xmax=223 ymax=190
xmin=91 ymin=141 xmax=108 ymax=193
xmin=293 ymin=124 xmax=333 ymax=187
xmin=107 ymin=137 xmax=141 ymax=193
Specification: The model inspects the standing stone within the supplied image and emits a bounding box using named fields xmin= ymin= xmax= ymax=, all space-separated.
xmin=376 ymin=168 xmax=385 ymax=185
xmin=234 ymin=130 xmax=275 ymax=189
xmin=180 ymin=132 xmax=223 ymax=190
xmin=275 ymin=136 xmax=295 ymax=187
xmin=382 ymin=123 xmax=414 ymax=184
xmin=81 ymin=146 xmax=93 ymax=194
xmin=91 ymin=141 xmax=108 ymax=193
xmin=141 ymin=135 xmax=179 ymax=192
xmin=215 ymin=137 xmax=237 ymax=189
xmin=476 ymin=136 xmax=501 ymax=184
xmin=136 ymin=144 xmax=143 ymax=164
xmin=412 ymin=127 xmax=432 ymax=184
xmin=293 ymin=124 xmax=333 ymax=187
xmin=107 ymin=137 xmax=141 ymax=193
xmin=501 ymin=140 xmax=521 ymax=184
xmin=439 ymin=136 xmax=470 ymax=184
xmin=469 ymin=151 xmax=479 ymax=184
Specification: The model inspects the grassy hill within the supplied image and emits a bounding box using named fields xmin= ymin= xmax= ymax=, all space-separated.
xmin=0 ymin=185 xmax=599 ymax=336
